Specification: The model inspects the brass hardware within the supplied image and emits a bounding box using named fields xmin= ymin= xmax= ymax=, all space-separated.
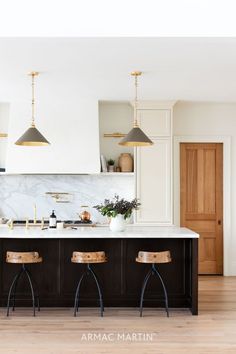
xmin=46 ymin=192 xmax=70 ymax=195
xmin=131 ymin=71 xmax=142 ymax=76
xmin=33 ymin=204 xmax=37 ymax=224
xmin=28 ymin=71 xmax=39 ymax=77
xmin=0 ymin=133 xmax=8 ymax=138
xmin=29 ymin=71 xmax=38 ymax=128
xmin=45 ymin=192 xmax=72 ymax=203
xmin=133 ymin=71 xmax=140 ymax=128
xmin=8 ymin=219 xmax=14 ymax=230
xmin=104 ymin=133 xmax=126 ymax=138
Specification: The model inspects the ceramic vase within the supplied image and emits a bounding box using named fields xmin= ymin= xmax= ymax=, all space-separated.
xmin=109 ymin=214 xmax=126 ymax=232
xmin=118 ymin=153 xmax=133 ymax=172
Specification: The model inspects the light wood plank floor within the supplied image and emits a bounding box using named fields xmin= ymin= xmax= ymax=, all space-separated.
xmin=0 ymin=276 xmax=236 ymax=354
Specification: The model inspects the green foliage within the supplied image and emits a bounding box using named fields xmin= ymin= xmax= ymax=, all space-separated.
xmin=107 ymin=159 xmax=115 ymax=166
xmin=94 ymin=195 xmax=141 ymax=220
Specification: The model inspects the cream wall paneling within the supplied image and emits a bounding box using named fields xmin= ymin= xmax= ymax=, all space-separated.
xmin=6 ymin=100 xmax=100 ymax=174
xmin=136 ymin=138 xmax=172 ymax=224
xmin=137 ymin=109 xmax=171 ymax=136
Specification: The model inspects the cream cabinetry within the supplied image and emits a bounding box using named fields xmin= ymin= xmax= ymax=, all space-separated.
xmin=135 ymin=102 xmax=175 ymax=225
xmin=138 ymin=109 xmax=171 ymax=136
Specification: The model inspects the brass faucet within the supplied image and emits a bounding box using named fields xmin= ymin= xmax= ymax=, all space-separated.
xmin=25 ymin=218 xmax=29 ymax=229
xmin=7 ymin=219 xmax=14 ymax=230
xmin=33 ymin=204 xmax=37 ymax=224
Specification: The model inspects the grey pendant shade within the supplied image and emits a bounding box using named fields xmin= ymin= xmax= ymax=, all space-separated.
xmin=15 ymin=72 xmax=50 ymax=146
xmin=119 ymin=71 xmax=153 ymax=147
xmin=15 ymin=125 xmax=50 ymax=146
xmin=119 ymin=126 xmax=153 ymax=146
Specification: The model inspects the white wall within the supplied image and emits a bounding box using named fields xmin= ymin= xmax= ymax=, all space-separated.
xmin=173 ymin=101 xmax=236 ymax=275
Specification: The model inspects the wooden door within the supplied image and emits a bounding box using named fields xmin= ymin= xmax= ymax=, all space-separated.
xmin=180 ymin=143 xmax=223 ymax=274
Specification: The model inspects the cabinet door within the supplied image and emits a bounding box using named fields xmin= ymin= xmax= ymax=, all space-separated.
xmin=137 ymin=109 xmax=171 ymax=137
xmin=136 ymin=138 xmax=172 ymax=224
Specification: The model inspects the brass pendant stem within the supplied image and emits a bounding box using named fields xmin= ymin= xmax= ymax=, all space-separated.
xmin=31 ymin=73 xmax=35 ymax=126
xmin=134 ymin=75 xmax=138 ymax=126
xmin=131 ymin=71 xmax=142 ymax=127
xmin=29 ymin=71 xmax=39 ymax=127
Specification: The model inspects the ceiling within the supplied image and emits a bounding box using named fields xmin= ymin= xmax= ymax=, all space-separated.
xmin=0 ymin=37 xmax=236 ymax=102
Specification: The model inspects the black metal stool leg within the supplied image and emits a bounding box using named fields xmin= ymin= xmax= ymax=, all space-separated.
xmin=24 ymin=266 xmax=36 ymax=317
xmin=74 ymin=272 xmax=86 ymax=317
xmin=25 ymin=267 xmax=40 ymax=312
xmin=152 ymin=264 xmax=169 ymax=317
xmin=139 ymin=268 xmax=152 ymax=317
xmin=12 ymin=267 xmax=24 ymax=311
xmin=7 ymin=269 xmax=23 ymax=317
xmin=88 ymin=264 xmax=104 ymax=317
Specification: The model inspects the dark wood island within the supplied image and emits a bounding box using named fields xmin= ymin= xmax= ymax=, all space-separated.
xmin=0 ymin=226 xmax=199 ymax=315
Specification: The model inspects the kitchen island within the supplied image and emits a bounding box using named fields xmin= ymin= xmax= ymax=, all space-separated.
xmin=0 ymin=226 xmax=199 ymax=314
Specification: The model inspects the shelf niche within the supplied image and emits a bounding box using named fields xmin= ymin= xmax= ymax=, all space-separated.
xmin=99 ymin=101 xmax=134 ymax=172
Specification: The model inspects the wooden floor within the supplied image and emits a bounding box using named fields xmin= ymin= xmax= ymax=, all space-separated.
xmin=0 ymin=276 xmax=236 ymax=354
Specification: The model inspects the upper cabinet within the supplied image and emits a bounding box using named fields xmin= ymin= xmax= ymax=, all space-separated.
xmin=5 ymin=99 xmax=100 ymax=174
xmin=135 ymin=101 xmax=175 ymax=225
xmin=138 ymin=109 xmax=171 ymax=136
xmin=136 ymin=138 xmax=171 ymax=223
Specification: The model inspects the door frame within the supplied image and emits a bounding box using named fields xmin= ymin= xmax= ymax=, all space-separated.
xmin=174 ymin=135 xmax=231 ymax=276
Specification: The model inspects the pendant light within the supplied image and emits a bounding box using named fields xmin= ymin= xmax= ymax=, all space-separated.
xmin=119 ymin=71 xmax=153 ymax=147
xmin=15 ymin=72 xmax=50 ymax=146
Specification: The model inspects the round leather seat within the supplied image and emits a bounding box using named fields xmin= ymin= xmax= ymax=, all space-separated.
xmin=71 ymin=251 xmax=107 ymax=264
xmin=136 ymin=250 xmax=171 ymax=264
xmin=6 ymin=251 xmax=43 ymax=264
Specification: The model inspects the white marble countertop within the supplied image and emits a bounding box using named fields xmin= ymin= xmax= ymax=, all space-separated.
xmin=0 ymin=225 xmax=199 ymax=239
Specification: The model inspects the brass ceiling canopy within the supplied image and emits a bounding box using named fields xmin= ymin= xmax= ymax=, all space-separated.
xmin=119 ymin=71 xmax=153 ymax=147
xmin=15 ymin=72 xmax=50 ymax=146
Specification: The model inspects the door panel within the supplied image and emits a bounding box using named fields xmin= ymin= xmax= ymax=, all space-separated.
xmin=138 ymin=109 xmax=171 ymax=136
xmin=136 ymin=138 xmax=172 ymax=224
xmin=180 ymin=143 xmax=223 ymax=274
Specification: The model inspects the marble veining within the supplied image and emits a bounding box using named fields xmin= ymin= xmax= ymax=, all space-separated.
xmin=0 ymin=174 xmax=134 ymax=223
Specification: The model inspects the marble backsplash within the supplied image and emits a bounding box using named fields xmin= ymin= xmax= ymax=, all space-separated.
xmin=0 ymin=174 xmax=135 ymax=223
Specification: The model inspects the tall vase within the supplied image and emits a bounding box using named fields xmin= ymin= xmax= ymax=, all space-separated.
xmin=118 ymin=153 xmax=133 ymax=172
xmin=109 ymin=214 xmax=126 ymax=232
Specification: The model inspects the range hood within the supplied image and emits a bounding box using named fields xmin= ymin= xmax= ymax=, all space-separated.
xmin=6 ymin=99 xmax=100 ymax=174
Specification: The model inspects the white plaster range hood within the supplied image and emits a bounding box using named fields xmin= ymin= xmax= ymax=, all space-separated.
xmin=6 ymin=99 xmax=101 ymax=174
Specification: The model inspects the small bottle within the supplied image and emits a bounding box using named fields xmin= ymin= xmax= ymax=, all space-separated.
xmin=49 ymin=210 xmax=57 ymax=228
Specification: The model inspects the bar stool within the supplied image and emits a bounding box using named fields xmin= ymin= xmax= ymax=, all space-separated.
xmin=6 ymin=251 xmax=42 ymax=316
xmin=71 ymin=251 xmax=107 ymax=317
xmin=136 ymin=250 xmax=172 ymax=317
